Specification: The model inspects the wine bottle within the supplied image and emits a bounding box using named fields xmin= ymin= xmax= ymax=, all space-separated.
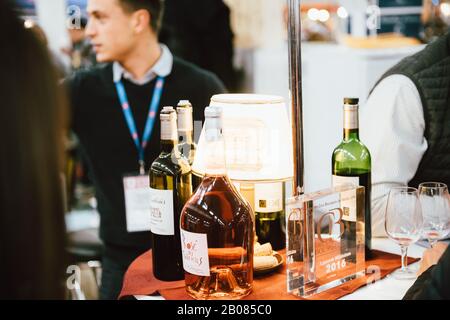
xmin=180 ymin=106 xmax=254 ymax=300
xmin=254 ymin=182 xmax=286 ymax=250
xmin=150 ymin=106 xmax=192 ymax=281
xmin=176 ymin=100 xmax=197 ymax=165
xmin=332 ymin=98 xmax=372 ymax=259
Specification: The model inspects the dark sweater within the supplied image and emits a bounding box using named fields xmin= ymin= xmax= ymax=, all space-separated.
xmin=68 ymin=57 xmax=226 ymax=249
xmin=160 ymin=0 xmax=236 ymax=90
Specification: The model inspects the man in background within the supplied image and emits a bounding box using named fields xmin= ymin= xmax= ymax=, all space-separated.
xmin=68 ymin=0 xmax=225 ymax=299
xmin=361 ymin=32 xmax=450 ymax=237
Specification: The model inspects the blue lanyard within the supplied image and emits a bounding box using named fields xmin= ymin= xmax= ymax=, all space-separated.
xmin=115 ymin=76 xmax=165 ymax=174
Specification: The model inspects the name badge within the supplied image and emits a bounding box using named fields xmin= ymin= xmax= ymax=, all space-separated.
xmin=123 ymin=174 xmax=152 ymax=233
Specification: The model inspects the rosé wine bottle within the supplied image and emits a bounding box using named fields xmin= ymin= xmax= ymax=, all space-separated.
xmin=180 ymin=106 xmax=254 ymax=300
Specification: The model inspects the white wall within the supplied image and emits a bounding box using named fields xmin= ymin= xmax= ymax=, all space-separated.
xmin=253 ymin=42 xmax=424 ymax=194
xmin=35 ymin=0 xmax=71 ymax=67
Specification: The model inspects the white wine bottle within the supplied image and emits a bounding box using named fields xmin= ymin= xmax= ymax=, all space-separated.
xmin=149 ymin=106 xmax=192 ymax=281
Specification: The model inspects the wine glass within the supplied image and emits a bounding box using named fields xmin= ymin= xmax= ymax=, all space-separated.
xmin=418 ymin=182 xmax=450 ymax=248
xmin=385 ymin=187 xmax=423 ymax=280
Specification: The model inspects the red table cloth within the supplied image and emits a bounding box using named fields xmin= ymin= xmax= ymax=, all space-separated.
xmin=119 ymin=249 xmax=419 ymax=300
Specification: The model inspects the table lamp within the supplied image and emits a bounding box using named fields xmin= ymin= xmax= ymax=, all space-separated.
xmin=192 ymin=94 xmax=294 ymax=250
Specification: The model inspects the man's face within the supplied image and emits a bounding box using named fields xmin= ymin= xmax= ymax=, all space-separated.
xmin=85 ymin=0 xmax=137 ymax=62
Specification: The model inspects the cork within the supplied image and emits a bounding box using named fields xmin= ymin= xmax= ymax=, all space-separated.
xmin=254 ymin=243 xmax=273 ymax=257
xmin=254 ymin=255 xmax=279 ymax=269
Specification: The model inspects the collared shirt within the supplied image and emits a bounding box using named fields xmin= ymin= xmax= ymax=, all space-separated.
xmin=360 ymin=74 xmax=427 ymax=238
xmin=113 ymin=44 xmax=173 ymax=85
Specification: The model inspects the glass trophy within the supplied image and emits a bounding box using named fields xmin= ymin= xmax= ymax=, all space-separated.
xmin=286 ymin=185 xmax=366 ymax=297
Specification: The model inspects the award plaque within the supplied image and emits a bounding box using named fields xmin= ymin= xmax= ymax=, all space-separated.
xmin=286 ymin=185 xmax=366 ymax=297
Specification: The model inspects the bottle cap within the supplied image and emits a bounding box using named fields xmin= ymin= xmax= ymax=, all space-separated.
xmin=177 ymin=102 xmax=193 ymax=131
xmin=342 ymin=99 xmax=359 ymax=129
xmin=160 ymin=107 xmax=177 ymax=140
xmin=160 ymin=106 xmax=176 ymax=125
xmin=204 ymin=106 xmax=223 ymax=141
xmin=343 ymin=98 xmax=359 ymax=105
xmin=161 ymin=106 xmax=175 ymax=114
xmin=177 ymin=100 xmax=192 ymax=108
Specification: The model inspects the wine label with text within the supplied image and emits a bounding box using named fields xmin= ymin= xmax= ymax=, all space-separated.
xmin=255 ymin=182 xmax=283 ymax=213
xmin=124 ymin=175 xmax=153 ymax=233
xmin=332 ymin=175 xmax=358 ymax=223
xmin=180 ymin=229 xmax=210 ymax=277
xmin=149 ymin=188 xmax=175 ymax=235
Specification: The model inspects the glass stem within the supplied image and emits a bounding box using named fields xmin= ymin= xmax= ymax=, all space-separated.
xmin=429 ymin=240 xmax=437 ymax=248
xmin=400 ymin=245 xmax=409 ymax=271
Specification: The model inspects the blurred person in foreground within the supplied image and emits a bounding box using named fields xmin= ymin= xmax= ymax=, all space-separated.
xmin=26 ymin=21 xmax=68 ymax=78
xmin=361 ymin=32 xmax=450 ymax=237
xmin=404 ymin=242 xmax=450 ymax=299
xmin=62 ymin=16 xmax=98 ymax=207
xmin=0 ymin=0 xmax=67 ymax=299
xmin=67 ymin=0 xmax=226 ymax=299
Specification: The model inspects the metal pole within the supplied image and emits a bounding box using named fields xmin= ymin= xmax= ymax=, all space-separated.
xmin=287 ymin=0 xmax=305 ymax=196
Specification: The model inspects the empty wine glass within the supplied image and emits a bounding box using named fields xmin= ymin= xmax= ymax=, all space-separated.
xmin=419 ymin=182 xmax=450 ymax=248
xmin=385 ymin=187 xmax=423 ymax=280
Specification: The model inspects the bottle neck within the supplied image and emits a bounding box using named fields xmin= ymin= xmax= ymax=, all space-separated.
xmin=161 ymin=139 xmax=177 ymax=153
xmin=343 ymin=105 xmax=359 ymax=141
xmin=343 ymin=128 xmax=360 ymax=141
xmin=161 ymin=116 xmax=178 ymax=152
xmin=177 ymin=107 xmax=194 ymax=140
xmin=204 ymin=128 xmax=227 ymax=176
xmin=179 ymin=130 xmax=194 ymax=145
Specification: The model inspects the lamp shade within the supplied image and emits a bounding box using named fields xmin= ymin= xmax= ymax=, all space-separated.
xmin=192 ymin=94 xmax=294 ymax=181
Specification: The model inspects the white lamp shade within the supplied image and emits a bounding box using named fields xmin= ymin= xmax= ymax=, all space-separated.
xmin=192 ymin=94 xmax=294 ymax=181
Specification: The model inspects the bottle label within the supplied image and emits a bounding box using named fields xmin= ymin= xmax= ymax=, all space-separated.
xmin=255 ymin=182 xmax=283 ymax=213
xmin=149 ymin=188 xmax=174 ymax=235
xmin=344 ymin=105 xmax=358 ymax=130
xmin=123 ymin=175 xmax=153 ymax=233
xmin=180 ymin=229 xmax=210 ymax=277
xmin=332 ymin=175 xmax=358 ymax=222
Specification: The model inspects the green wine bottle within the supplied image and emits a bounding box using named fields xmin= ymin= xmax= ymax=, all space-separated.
xmin=332 ymin=98 xmax=372 ymax=259
xmin=149 ymin=106 xmax=192 ymax=281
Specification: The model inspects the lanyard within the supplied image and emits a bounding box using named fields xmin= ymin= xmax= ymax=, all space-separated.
xmin=115 ymin=76 xmax=165 ymax=175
